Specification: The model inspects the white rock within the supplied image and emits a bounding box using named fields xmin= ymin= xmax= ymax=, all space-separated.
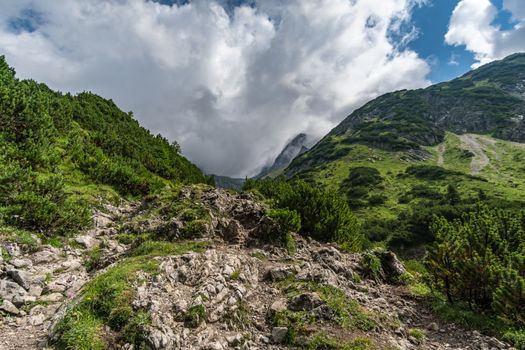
xmin=40 ymin=292 xmax=64 ymax=302
xmin=9 ymin=258 xmax=31 ymax=268
xmin=0 ymin=300 xmax=19 ymax=315
xmin=29 ymin=285 xmax=43 ymax=297
xmin=29 ymin=313 xmax=47 ymax=326
xmin=75 ymin=235 xmax=99 ymax=249
xmin=32 ymin=249 xmax=60 ymax=264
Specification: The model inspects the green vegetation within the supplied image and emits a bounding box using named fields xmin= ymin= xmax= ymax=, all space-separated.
xmin=408 ymin=328 xmax=426 ymax=341
xmin=276 ymin=277 xmax=377 ymax=331
xmin=84 ymin=247 xmax=103 ymax=272
xmin=53 ymin=240 xmax=206 ymax=349
xmin=243 ymin=179 xmax=362 ymax=251
xmin=185 ymin=304 xmax=206 ymax=328
xmin=340 ymin=167 xmax=384 ymax=208
xmin=426 ymin=205 xmax=525 ymax=326
xmin=307 ymin=334 xmax=374 ymax=350
xmin=267 ymin=208 xmax=301 ymax=254
xmin=503 ymin=330 xmax=525 ymax=350
xmin=0 ymin=56 xmax=211 ymax=236
xmin=359 ymin=251 xmax=384 ymax=282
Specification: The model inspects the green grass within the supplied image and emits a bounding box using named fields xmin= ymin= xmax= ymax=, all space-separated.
xmin=0 ymin=226 xmax=40 ymax=253
xmin=230 ymin=270 xmax=241 ymax=281
xmin=53 ymin=240 xmax=208 ymax=349
xmin=130 ymin=240 xmax=209 ymax=257
xmin=272 ymin=310 xmax=314 ymax=344
xmin=429 ymin=297 xmax=507 ymax=335
xmin=84 ymin=247 xmax=103 ymax=272
xmin=503 ymin=330 xmax=525 ymax=350
xmin=276 ymin=278 xmax=377 ymax=331
xmin=307 ymin=333 xmax=375 ymax=350
xmin=184 ymin=304 xmax=206 ymax=328
xmin=408 ymin=328 xmax=426 ymax=341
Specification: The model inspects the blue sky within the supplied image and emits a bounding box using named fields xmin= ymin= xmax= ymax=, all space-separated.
xmin=408 ymin=0 xmax=516 ymax=82
xmin=408 ymin=0 xmax=475 ymax=82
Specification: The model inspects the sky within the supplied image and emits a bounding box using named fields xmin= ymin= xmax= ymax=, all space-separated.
xmin=1 ymin=0 xmax=524 ymax=177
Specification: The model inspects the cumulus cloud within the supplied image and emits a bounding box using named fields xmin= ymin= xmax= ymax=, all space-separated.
xmin=0 ymin=0 xmax=430 ymax=177
xmin=445 ymin=0 xmax=525 ymax=67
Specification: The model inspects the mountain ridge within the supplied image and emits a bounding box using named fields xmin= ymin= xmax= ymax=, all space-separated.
xmin=256 ymin=133 xmax=312 ymax=179
xmin=286 ymin=53 xmax=525 ymax=179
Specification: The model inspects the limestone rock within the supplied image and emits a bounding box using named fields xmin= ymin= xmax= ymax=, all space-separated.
xmin=75 ymin=235 xmax=99 ymax=249
xmin=0 ymin=300 xmax=19 ymax=315
xmin=7 ymin=268 xmax=32 ymax=291
xmin=265 ymin=267 xmax=293 ymax=282
xmin=271 ymin=327 xmax=288 ymax=344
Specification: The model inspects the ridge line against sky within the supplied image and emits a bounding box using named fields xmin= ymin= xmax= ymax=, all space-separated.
xmin=1 ymin=0 xmax=524 ymax=177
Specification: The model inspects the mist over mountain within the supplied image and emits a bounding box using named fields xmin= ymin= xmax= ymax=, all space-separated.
xmin=256 ymin=133 xmax=314 ymax=179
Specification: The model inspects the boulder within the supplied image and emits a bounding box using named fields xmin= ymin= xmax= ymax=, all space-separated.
xmin=7 ymin=268 xmax=32 ymax=290
xmin=271 ymin=327 xmax=288 ymax=344
xmin=288 ymin=292 xmax=334 ymax=320
xmin=29 ymin=285 xmax=43 ymax=297
xmin=32 ymin=248 xmax=60 ymax=264
xmin=75 ymin=235 xmax=99 ymax=249
xmin=12 ymin=294 xmax=36 ymax=307
xmin=9 ymin=258 xmax=31 ymax=268
xmin=269 ymin=298 xmax=288 ymax=315
xmin=288 ymin=293 xmax=323 ymax=312
xmin=0 ymin=300 xmax=19 ymax=315
xmin=146 ymin=327 xmax=175 ymax=350
xmin=265 ymin=267 xmax=293 ymax=282
xmin=0 ymin=279 xmax=26 ymax=300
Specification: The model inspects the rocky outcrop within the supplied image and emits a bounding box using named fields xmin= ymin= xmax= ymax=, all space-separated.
xmin=0 ymin=186 xmax=516 ymax=350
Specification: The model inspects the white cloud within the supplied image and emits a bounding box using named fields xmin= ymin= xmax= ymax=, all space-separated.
xmin=445 ymin=0 xmax=525 ymax=68
xmin=0 ymin=0 xmax=430 ymax=177
xmin=448 ymin=52 xmax=460 ymax=66
xmin=504 ymin=0 xmax=525 ymax=21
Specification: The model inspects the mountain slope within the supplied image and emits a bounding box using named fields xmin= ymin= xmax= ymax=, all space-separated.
xmin=287 ymin=53 xmax=525 ymax=178
xmin=284 ymin=53 xmax=525 ymax=243
xmin=0 ymin=56 xmax=210 ymax=234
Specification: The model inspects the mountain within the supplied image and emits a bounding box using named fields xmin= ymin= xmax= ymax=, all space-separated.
xmin=0 ymin=55 xmax=523 ymax=350
xmin=284 ymin=53 xmax=525 ymax=242
xmin=212 ymin=174 xmax=245 ymax=190
xmin=0 ymin=56 xmax=211 ymax=234
xmin=256 ymin=133 xmax=312 ymax=178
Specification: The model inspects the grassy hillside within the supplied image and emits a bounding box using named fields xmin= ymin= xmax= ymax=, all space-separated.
xmin=0 ymin=56 xmax=211 ymax=234
xmin=284 ymin=53 xmax=525 ymax=247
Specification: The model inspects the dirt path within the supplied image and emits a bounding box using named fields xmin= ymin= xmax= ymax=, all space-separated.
xmin=0 ymin=207 xmax=130 ymax=350
xmin=437 ymin=144 xmax=445 ymax=166
xmin=459 ymin=134 xmax=490 ymax=175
